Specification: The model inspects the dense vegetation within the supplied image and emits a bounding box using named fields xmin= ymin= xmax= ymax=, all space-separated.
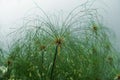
xmin=0 ymin=2 xmax=120 ymax=80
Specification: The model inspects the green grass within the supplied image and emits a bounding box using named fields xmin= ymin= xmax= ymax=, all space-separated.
xmin=0 ymin=2 xmax=120 ymax=80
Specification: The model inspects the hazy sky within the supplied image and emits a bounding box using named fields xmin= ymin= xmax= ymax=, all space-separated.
xmin=0 ymin=0 xmax=120 ymax=47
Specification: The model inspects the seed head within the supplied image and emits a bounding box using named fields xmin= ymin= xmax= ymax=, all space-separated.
xmin=105 ymin=44 xmax=110 ymax=50
xmin=107 ymin=56 xmax=113 ymax=65
xmin=40 ymin=45 xmax=46 ymax=51
xmin=108 ymin=57 xmax=113 ymax=62
xmin=92 ymin=24 xmax=97 ymax=31
xmin=114 ymin=74 xmax=120 ymax=80
xmin=118 ymin=75 xmax=120 ymax=79
xmin=55 ymin=37 xmax=64 ymax=45
xmin=93 ymin=26 xmax=97 ymax=31
xmin=92 ymin=47 xmax=97 ymax=53
xmin=7 ymin=60 xmax=12 ymax=66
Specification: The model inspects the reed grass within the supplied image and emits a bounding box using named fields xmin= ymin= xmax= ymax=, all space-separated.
xmin=0 ymin=1 xmax=120 ymax=80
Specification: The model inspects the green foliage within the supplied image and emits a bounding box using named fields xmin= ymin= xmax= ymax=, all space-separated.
xmin=0 ymin=2 xmax=120 ymax=80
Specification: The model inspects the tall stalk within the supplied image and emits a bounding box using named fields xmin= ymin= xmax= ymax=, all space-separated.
xmin=50 ymin=44 xmax=59 ymax=80
xmin=40 ymin=45 xmax=46 ymax=80
xmin=3 ymin=60 xmax=12 ymax=80
xmin=41 ymin=51 xmax=44 ymax=67
xmin=41 ymin=50 xmax=45 ymax=80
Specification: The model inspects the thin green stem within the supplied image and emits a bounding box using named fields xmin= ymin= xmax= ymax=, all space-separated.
xmin=41 ymin=50 xmax=44 ymax=80
xmin=50 ymin=45 xmax=59 ymax=80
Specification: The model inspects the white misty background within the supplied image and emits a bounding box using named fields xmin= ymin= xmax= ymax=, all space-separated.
xmin=0 ymin=0 xmax=120 ymax=49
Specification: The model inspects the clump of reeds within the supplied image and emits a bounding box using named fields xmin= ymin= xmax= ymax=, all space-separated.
xmin=0 ymin=1 xmax=119 ymax=80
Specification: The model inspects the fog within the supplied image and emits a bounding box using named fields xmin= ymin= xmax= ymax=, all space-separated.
xmin=0 ymin=0 xmax=120 ymax=48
